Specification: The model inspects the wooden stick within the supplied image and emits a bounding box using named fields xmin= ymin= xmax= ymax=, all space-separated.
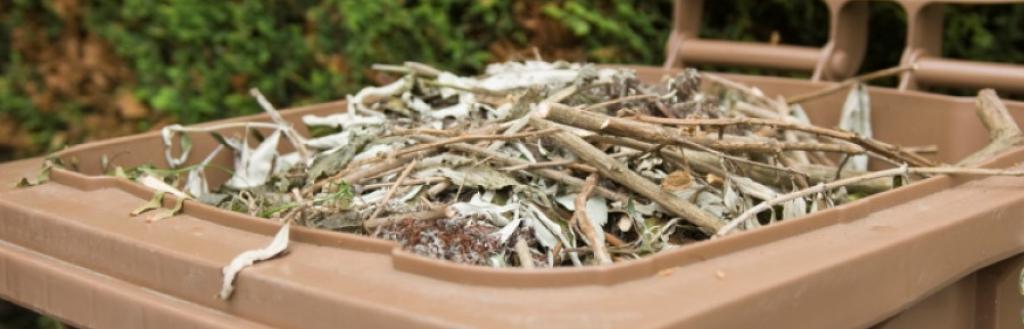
xmin=958 ymin=89 xmax=1024 ymax=167
xmin=632 ymin=114 xmax=933 ymax=167
xmin=904 ymin=145 xmax=938 ymax=155
xmin=362 ymin=177 xmax=448 ymax=189
xmin=604 ymin=232 xmax=627 ymax=247
xmin=515 ymin=238 xmax=535 ymax=268
xmin=634 ymin=115 xmax=860 ymax=141
xmin=393 ymin=128 xmax=559 ymax=157
xmin=786 ymin=64 xmax=916 ymax=104
xmin=501 ymin=159 xmax=575 ymax=171
xmin=716 ymin=165 xmax=1024 ymax=236
xmin=581 ymin=94 xmax=659 ymax=112
xmin=365 ymin=159 xmax=418 ymax=225
xmin=363 ymin=205 xmax=448 ymax=229
xmin=589 ymin=135 xmax=892 ymax=194
xmin=703 ymin=74 xmax=782 ymax=110
xmin=540 ymin=103 xmax=864 ymax=154
xmin=250 ymin=88 xmax=312 ymax=164
xmin=573 ymin=174 xmax=612 ymax=265
xmin=530 ymin=117 xmax=724 ymax=232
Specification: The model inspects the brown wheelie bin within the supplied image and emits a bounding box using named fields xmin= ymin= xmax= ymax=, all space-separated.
xmin=1 ymin=0 xmax=1023 ymax=328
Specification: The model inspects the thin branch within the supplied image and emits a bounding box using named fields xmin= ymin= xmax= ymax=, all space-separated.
xmin=530 ymin=117 xmax=724 ymax=232
xmin=501 ymin=159 xmax=575 ymax=172
xmin=515 ymin=238 xmax=535 ymax=269
xmin=716 ymin=165 xmax=1024 ymax=236
xmin=250 ymin=88 xmax=312 ymax=164
xmin=958 ymin=89 xmax=1024 ymax=167
xmin=410 ymin=135 xmax=630 ymax=202
xmin=633 ymin=114 xmax=933 ymax=167
xmin=363 ymin=205 xmax=448 ymax=229
xmin=361 ymin=176 xmax=448 ymax=189
xmin=365 ymin=159 xmax=419 ymax=225
xmin=786 ymin=64 xmax=917 ymax=104
xmin=580 ymin=94 xmax=659 ymax=112
xmin=904 ymin=145 xmax=938 ymax=155
xmin=540 ymin=103 xmax=865 ymax=154
xmin=168 ymin=122 xmax=282 ymax=133
xmin=703 ymin=73 xmax=784 ymax=110
xmin=393 ymin=128 xmax=559 ymax=157
xmin=573 ymin=174 xmax=612 ymax=265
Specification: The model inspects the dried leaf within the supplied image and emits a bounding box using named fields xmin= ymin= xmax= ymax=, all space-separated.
xmin=161 ymin=125 xmax=191 ymax=168
xmin=315 ymin=212 xmax=362 ymax=230
xmin=494 ymin=217 xmax=523 ymax=244
xmin=429 ymin=93 xmax=475 ymax=119
xmin=447 ymin=193 xmax=516 ymax=226
xmin=728 ymin=175 xmax=779 ymax=201
xmin=346 ymin=76 xmax=412 ymax=112
xmin=723 ymin=180 xmax=741 ymax=212
xmin=839 ymin=83 xmax=872 ymax=171
xmin=661 ymin=170 xmax=693 ymax=192
xmin=307 ymin=136 xmax=367 ymax=184
xmin=584 ymin=196 xmax=608 ymax=247
xmin=225 ymin=129 xmax=281 ymax=189
xmin=304 ymin=131 xmax=352 ymax=150
xmin=303 ymin=113 xmax=386 ymax=129
xmin=274 ymin=152 xmax=303 ymax=175
xmin=185 ymin=145 xmax=224 ymax=198
xmin=585 ymin=196 xmax=609 ymax=228
xmin=523 ymin=203 xmax=560 ymax=250
xmin=438 ymin=166 xmax=520 ymax=190
xmin=554 ymin=194 xmax=576 ymax=210
xmin=782 ymin=197 xmax=808 ymax=220
xmin=219 ymin=223 xmax=290 ymax=300
xmin=439 ymin=61 xmax=580 ymax=93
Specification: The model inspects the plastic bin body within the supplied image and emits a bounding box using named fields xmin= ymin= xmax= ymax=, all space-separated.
xmin=4 ymin=0 xmax=1024 ymax=327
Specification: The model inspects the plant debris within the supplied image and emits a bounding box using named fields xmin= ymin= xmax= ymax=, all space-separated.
xmin=219 ymin=223 xmax=291 ymax=300
xmin=88 ymin=61 xmax=1024 ymax=273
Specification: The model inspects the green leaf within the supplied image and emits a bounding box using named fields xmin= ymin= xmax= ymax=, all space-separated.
xmin=148 ymin=195 xmax=185 ymax=222
xmin=306 ymin=136 xmax=368 ymax=184
xmin=14 ymin=177 xmax=32 ymax=188
xmin=131 ymin=191 xmax=166 ymax=216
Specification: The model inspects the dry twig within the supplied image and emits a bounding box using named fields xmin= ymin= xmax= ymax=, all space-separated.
xmin=573 ymin=174 xmax=612 ymax=265
xmin=531 ymin=117 xmax=724 ymax=232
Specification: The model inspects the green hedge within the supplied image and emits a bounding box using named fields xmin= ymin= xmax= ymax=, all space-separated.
xmin=1 ymin=0 xmax=1022 ymax=161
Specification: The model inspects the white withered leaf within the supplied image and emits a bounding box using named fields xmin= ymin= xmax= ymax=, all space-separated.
xmin=219 ymin=223 xmax=291 ymax=300
xmin=225 ymin=129 xmax=282 ymax=189
xmin=839 ymin=83 xmax=872 ymax=171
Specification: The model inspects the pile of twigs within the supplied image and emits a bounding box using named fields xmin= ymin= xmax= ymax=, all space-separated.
xmin=125 ymin=61 xmax=1023 ymax=282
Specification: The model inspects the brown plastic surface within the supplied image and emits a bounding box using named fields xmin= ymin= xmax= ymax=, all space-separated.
xmin=4 ymin=1 xmax=1024 ymax=327
xmin=893 ymin=0 xmax=1024 ymax=93
xmin=2 ymin=66 xmax=1024 ymax=328
xmin=668 ymin=0 xmax=1024 ymax=93
xmin=665 ymin=0 xmax=869 ymax=80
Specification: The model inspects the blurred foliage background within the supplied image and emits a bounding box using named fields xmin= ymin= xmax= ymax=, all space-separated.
xmin=2 ymin=0 xmax=1023 ymax=163
xmin=0 ymin=0 xmax=1021 ymax=327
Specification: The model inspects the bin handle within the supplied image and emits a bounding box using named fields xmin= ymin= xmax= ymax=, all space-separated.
xmin=664 ymin=0 xmax=869 ymax=81
xmin=894 ymin=0 xmax=1024 ymax=93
